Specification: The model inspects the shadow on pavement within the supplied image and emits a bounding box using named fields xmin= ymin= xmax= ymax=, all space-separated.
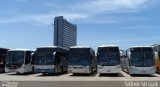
xmin=7 ymin=72 xmax=35 ymax=76
xmin=99 ymin=73 xmax=124 ymax=77
xmin=131 ymin=74 xmax=157 ymax=77
xmin=70 ymin=71 xmax=98 ymax=77
xmin=36 ymin=72 xmax=68 ymax=77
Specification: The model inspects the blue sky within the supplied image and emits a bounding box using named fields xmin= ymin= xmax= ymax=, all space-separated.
xmin=0 ymin=0 xmax=160 ymax=50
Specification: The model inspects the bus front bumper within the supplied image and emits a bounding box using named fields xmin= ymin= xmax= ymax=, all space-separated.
xmin=97 ymin=65 xmax=121 ymax=74
xmin=68 ymin=65 xmax=91 ymax=74
xmin=129 ymin=66 xmax=155 ymax=74
xmin=5 ymin=67 xmax=24 ymax=73
xmin=34 ymin=65 xmax=55 ymax=73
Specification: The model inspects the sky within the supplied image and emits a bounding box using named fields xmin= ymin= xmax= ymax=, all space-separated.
xmin=0 ymin=0 xmax=160 ymax=50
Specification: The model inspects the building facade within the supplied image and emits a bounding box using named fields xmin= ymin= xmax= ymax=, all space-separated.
xmin=54 ymin=16 xmax=77 ymax=48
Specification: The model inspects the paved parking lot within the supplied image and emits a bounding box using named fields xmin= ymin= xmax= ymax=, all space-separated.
xmin=0 ymin=71 xmax=160 ymax=81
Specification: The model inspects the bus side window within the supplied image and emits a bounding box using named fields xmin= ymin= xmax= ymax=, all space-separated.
xmin=25 ymin=51 xmax=31 ymax=64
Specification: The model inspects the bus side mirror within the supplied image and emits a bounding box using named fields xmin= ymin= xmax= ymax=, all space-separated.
xmin=154 ymin=52 xmax=158 ymax=60
xmin=120 ymin=51 xmax=123 ymax=57
xmin=128 ymin=52 xmax=131 ymax=59
xmin=53 ymin=52 xmax=56 ymax=63
xmin=31 ymin=53 xmax=35 ymax=64
xmin=53 ymin=52 xmax=56 ymax=55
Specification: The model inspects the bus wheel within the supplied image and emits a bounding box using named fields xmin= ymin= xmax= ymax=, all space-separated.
xmin=157 ymin=67 xmax=160 ymax=73
xmin=16 ymin=72 xmax=20 ymax=75
xmin=32 ymin=67 xmax=34 ymax=73
xmin=91 ymin=67 xmax=93 ymax=73
xmin=60 ymin=67 xmax=63 ymax=73
xmin=43 ymin=73 xmax=46 ymax=75
xmin=0 ymin=67 xmax=3 ymax=73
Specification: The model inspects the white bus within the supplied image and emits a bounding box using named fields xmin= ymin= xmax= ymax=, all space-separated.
xmin=5 ymin=49 xmax=34 ymax=74
xmin=122 ymin=46 xmax=155 ymax=75
xmin=33 ymin=46 xmax=68 ymax=75
xmin=68 ymin=46 xmax=96 ymax=74
xmin=97 ymin=45 xmax=121 ymax=74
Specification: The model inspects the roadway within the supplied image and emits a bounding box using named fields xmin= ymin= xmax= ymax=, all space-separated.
xmin=0 ymin=71 xmax=160 ymax=81
xmin=0 ymin=71 xmax=160 ymax=87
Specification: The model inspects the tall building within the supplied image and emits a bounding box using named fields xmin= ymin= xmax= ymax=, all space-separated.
xmin=54 ymin=16 xmax=77 ymax=48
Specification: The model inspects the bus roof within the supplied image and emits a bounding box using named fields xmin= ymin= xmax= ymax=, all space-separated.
xmin=0 ymin=48 xmax=10 ymax=50
xmin=97 ymin=45 xmax=120 ymax=52
xmin=98 ymin=45 xmax=119 ymax=48
xmin=69 ymin=46 xmax=95 ymax=55
xmin=37 ymin=46 xmax=67 ymax=50
xmin=8 ymin=49 xmax=34 ymax=52
xmin=129 ymin=46 xmax=152 ymax=48
xmin=70 ymin=46 xmax=91 ymax=49
xmin=36 ymin=46 xmax=68 ymax=53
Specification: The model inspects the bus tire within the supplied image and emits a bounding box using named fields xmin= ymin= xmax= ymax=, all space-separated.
xmin=0 ymin=67 xmax=4 ymax=73
xmin=32 ymin=66 xmax=34 ymax=73
xmin=157 ymin=67 xmax=160 ymax=73
xmin=60 ymin=66 xmax=63 ymax=73
xmin=16 ymin=72 xmax=21 ymax=75
xmin=91 ymin=66 xmax=93 ymax=73
xmin=43 ymin=73 xmax=46 ymax=75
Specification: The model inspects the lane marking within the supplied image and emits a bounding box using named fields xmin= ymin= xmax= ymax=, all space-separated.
xmin=121 ymin=71 xmax=131 ymax=78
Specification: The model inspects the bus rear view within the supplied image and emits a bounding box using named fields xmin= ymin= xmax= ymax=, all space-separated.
xmin=33 ymin=46 xmax=68 ymax=75
xmin=97 ymin=45 xmax=121 ymax=74
xmin=126 ymin=46 xmax=155 ymax=75
xmin=68 ymin=46 xmax=96 ymax=74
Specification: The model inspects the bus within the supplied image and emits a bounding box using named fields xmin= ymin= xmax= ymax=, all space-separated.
xmin=97 ymin=45 xmax=121 ymax=74
xmin=0 ymin=48 xmax=9 ymax=73
xmin=33 ymin=46 xmax=68 ymax=75
xmin=5 ymin=49 xmax=34 ymax=74
xmin=68 ymin=46 xmax=96 ymax=74
xmin=152 ymin=44 xmax=160 ymax=73
xmin=122 ymin=46 xmax=155 ymax=75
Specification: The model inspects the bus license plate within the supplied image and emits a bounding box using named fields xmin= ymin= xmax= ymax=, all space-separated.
xmin=142 ymin=71 xmax=146 ymax=73
xmin=107 ymin=69 xmax=111 ymax=72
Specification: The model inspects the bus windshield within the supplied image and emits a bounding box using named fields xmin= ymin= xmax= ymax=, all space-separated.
xmin=34 ymin=52 xmax=54 ymax=65
xmin=98 ymin=52 xmax=120 ymax=66
xmin=131 ymin=52 xmax=143 ymax=66
xmin=79 ymin=54 xmax=90 ymax=66
xmin=6 ymin=51 xmax=24 ymax=65
xmin=69 ymin=54 xmax=90 ymax=66
xmin=143 ymin=52 xmax=154 ymax=66
xmin=131 ymin=48 xmax=154 ymax=67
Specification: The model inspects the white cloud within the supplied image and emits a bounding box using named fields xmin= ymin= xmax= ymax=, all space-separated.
xmin=0 ymin=0 xmax=156 ymax=25
xmin=75 ymin=0 xmax=151 ymax=13
xmin=127 ymin=25 xmax=153 ymax=30
xmin=0 ymin=13 xmax=88 ymax=25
